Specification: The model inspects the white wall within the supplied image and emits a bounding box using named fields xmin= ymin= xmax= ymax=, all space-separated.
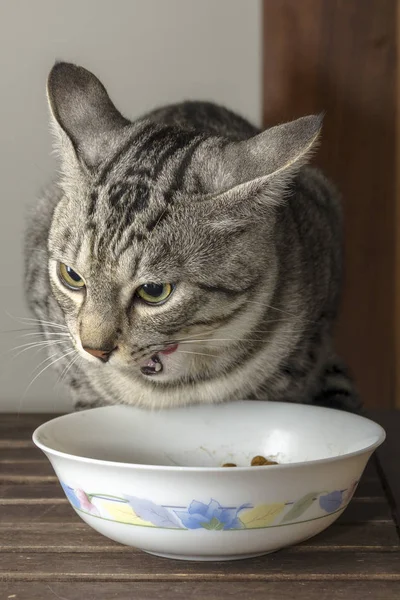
xmin=0 ymin=0 xmax=261 ymax=412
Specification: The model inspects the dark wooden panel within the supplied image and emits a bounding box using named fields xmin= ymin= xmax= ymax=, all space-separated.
xmin=263 ymin=0 xmax=396 ymax=408
xmin=372 ymin=410 xmax=400 ymax=528
xmin=1 ymin=551 xmax=399 ymax=581
xmin=1 ymin=581 xmax=400 ymax=600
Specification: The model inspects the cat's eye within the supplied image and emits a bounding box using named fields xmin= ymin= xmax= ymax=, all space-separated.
xmin=136 ymin=283 xmax=173 ymax=305
xmin=58 ymin=263 xmax=85 ymax=290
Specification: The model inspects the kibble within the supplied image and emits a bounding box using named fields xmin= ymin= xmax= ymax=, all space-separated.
xmin=251 ymin=455 xmax=278 ymax=466
xmin=221 ymin=455 xmax=278 ymax=467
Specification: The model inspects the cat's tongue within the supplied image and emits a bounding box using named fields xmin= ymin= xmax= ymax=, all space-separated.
xmin=160 ymin=344 xmax=178 ymax=355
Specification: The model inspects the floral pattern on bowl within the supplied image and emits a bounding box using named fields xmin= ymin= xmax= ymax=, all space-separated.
xmin=60 ymin=479 xmax=359 ymax=531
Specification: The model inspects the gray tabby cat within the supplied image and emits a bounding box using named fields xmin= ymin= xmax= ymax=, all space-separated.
xmin=24 ymin=62 xmax=361 ymax=413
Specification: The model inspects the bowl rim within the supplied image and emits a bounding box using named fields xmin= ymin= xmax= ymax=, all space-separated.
xmin=32 ymin=402 xmax=386 ymax=472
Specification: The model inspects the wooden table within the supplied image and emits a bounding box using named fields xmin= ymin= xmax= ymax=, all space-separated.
xmin=0 ymin=412 xmax=399 ymax=600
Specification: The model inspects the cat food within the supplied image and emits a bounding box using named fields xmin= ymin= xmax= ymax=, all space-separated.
xmin=222 ymin=456 xmax=278 ymax=467
xmin=251 ymin=455 xmax=278 ymax=466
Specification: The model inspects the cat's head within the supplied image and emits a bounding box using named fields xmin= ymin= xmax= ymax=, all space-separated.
xmin=46 ymin=62 xmax=321 ymax=388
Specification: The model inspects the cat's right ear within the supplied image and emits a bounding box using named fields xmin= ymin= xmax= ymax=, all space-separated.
xmin=47 ymin=62 xmax=130 ymax=170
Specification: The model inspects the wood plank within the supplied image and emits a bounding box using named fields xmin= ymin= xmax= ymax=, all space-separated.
xmin=0 ymin=414 xmax=63 ymax=427
xmin=0 ymin=414 xmax=63 ymax=443
xmin=0 ymin=425 xmax=50 ymax=442
xmin=0 ymin=447 xmax=46 ymax=461
xmin=0 ymin=520 xmax=397 ymax=552
xmin=303 ymin=521 xmax=399 ymax=549
xmin=0 ymin=461 xmax=54 ymax=477
xmin=0 ymin=503 xmax=76 ymax=523
xmin=0 ymin=551 xmax=399 ymax=581
xmin=1 ymin=581 xmax=400 ymax=600
xmin=0 ymin=483 xmax=64 ymax=499
xmin=263 ymin=0 xmax=397 ymax=408
xmin=0 ymin=475 xmax=58 ymax=484
xmin=0 ymin=441 xmax=35 ymax=450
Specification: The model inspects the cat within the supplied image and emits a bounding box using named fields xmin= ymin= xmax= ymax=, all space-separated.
xmin=24 ymin=62 xmax=361 ymax=413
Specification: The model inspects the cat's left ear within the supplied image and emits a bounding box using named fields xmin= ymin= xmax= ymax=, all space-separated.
xmin=47 ymin=62 xmax=130 ymax=170
xmin=203 ymin=114 xmax=322 ymax=210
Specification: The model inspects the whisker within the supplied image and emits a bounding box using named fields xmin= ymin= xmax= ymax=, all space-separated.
xmin=56 ymin=352 xmax=80 ymax=390
xmin=171 ymin=327 xmax=221 ymax=341
xmin=163 ymin=322 xmax=308 ymax=346
xmin=0 ymin=328 xmax=38 ymax=334
xmin=6 ymin=312 xmax=68 ymax=330
xmin=31 ymin=350 xmax=62 ymax=376
xmin=176 ymin=350 xmax=218 ymax=358
xmin=176 ymin=330 xmax=311 ymax=344
xmin=17 ymin=332 xmax=71 ymax=339
xmin=8 ymin=339 xmax=71 ymax=354
xmin=244 ymin=300 xmax=317 ymax=324
xmin=178 ymin=338 xmax=249 ymax=344
xmin=7 ymin=340 xmax=71 ymax=361
xmin=22 ymin=349 xmax=76 ymax=399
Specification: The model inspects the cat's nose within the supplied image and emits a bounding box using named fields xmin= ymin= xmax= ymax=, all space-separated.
xmin=83 ymin=346 xmax=116 ymax=362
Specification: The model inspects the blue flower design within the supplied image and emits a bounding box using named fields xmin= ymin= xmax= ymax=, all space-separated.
xmin=319 ymin=490 xmax=343 ymax=513
xmin=174 ymin=499 xmax=250 ymax=530
xmin=126 ymin=496 xmax=183 ymax=529
xmin=61 ymin=482 xmax=81 ymax=509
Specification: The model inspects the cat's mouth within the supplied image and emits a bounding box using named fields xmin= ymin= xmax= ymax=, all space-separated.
xmin=140 ymin=344 xmax=179 ymax=376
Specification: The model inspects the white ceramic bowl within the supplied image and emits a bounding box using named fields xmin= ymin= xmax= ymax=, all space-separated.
xmin=33 ymin=401 xmax=385 ymax=561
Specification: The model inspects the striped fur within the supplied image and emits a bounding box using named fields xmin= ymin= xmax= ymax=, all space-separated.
xmin=24 ymin=63 xmax=361 ymax=413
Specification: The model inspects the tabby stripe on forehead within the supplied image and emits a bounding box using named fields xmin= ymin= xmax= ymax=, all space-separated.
xmin=59 ymin=227 xmax=72 ymax=254
xmin=163 ymin=137 xmax=204 ymax=205
xmin=139 ymin=137 xmax=204 ymax=231
xmin=143 ymin=137 xmax=204 ymax=233
xmin=113 ymin=224 xmax=148 ymax=259
xmin=108 ymin=182 xmax=150 ymax=255
xmin=110 ymin=130 xmax=196 ymax=228
xmin=96 ymin=123 xmax=154 ymax=186
xmin=151 ymin=130 xmax=199 ymax=179
xmin=98 ymin=124 xmax=188 ymax=190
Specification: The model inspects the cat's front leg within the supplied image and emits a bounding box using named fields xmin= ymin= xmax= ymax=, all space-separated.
xmin=311 ymin=357 xmax=363 ymax=414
